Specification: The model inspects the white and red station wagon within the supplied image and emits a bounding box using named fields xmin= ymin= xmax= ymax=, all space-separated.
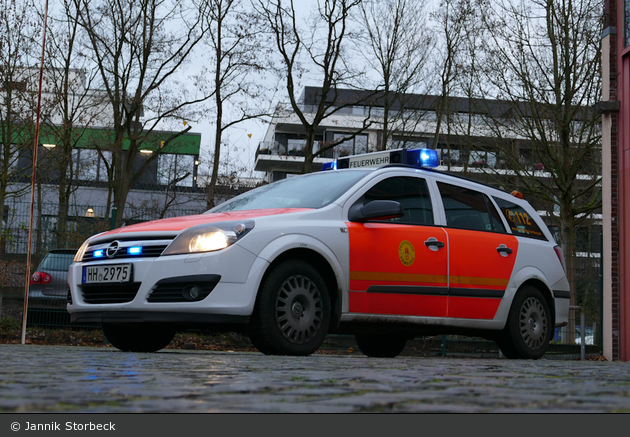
xmin=68 ymin=149 xmax=570 ymax=359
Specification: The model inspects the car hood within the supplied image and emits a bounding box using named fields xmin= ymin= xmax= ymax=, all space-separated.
xmin=98 ymin=208 xmax=311 ymax=236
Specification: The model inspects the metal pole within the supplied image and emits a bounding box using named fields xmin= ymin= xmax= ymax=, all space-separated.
xmin=581 ymin=308 xmax=586 ymax=361
xmin=570 ymin=305 xmax=586 ymax=361
xmin=21 ymin=0 xmax=50 ymax=345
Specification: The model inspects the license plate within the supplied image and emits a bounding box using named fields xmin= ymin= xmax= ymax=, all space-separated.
xmin=82 ymin=264 xmax=133 ymax=284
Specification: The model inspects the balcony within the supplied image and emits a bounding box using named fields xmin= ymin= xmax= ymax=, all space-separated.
xmin=254 ymin=141 xmax=334 ymax=174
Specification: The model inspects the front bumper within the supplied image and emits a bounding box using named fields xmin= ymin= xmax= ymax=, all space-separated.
xmin=67 ymin=244 xmax=269 ymax=320
xmin=70 ymin=310 xmax=249 ymax=325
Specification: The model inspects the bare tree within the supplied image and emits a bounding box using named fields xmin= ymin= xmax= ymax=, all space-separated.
xmin=77 ymin=0 xmax=213 ymax=226
xmin=38 ymin=0 xmax=109 ymax=247
xmin=431 ymin=0 xmax=469 ymax=165
xmin=0 ymin=0 xmax=39 ymax=253
xmin=198 ymin=0 xmax=273 ymax=208
xmin=479 ymin=0 xmax=603 ymax=339
xmin=439 ymin=0 xmax=493 ymax=172
xmin=256 ymin=0 xmax=375 ymax=174
xmin=355 ymin=0 xmax=433 ymax=150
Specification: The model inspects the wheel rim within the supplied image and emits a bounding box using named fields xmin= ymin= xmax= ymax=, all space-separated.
xmin=275 ymin=274 xmax=323 ymax=344
xmin=519 ymin=296 xmax=548 ymax=350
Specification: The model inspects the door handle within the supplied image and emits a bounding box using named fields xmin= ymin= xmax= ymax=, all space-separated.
xmin=496 ymin=244 xmax=513 ymax=255
xmin=425 ymin=237 xmax=445 ymax=249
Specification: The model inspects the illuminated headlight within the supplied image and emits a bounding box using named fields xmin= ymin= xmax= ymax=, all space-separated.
xmin=162 ymin=221 xmax=254 ymax=256
xmin=189 ymin=230 xmax=235 ymax=252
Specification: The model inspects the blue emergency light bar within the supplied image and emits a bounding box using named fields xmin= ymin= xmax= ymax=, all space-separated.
xmin=127 ymin=246 xmax=142 ymax=255
xmin=322 ymin=148 xmax=439 ymax=171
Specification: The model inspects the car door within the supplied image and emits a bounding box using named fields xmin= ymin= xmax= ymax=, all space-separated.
xmin=436 ymin=182 xmax=519 ymax=320
xmin=346 ymin=176 xmax=449 ymax=318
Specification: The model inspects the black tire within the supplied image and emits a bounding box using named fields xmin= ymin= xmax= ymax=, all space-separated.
xmin=355 ymin=333 xmax=408 ymax=358
xmin=500 ymin=286 xmax=552 ymax=359
xmin=249 ymin=260 xmax=331 ymax=356
xmin=102 ymin=323 xmax=176 ymax=352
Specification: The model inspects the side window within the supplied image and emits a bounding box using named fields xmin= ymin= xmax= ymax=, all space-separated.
xmin=438 ymin=182 xmax=506 ymax=233
xmin=362 ymin=177 xmax=434 ymax=225
xmin=493 ymin=197 xmax=547 ymax=240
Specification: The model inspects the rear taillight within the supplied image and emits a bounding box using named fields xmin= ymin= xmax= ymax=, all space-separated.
xmin=30 ymin=271 xmax=52 ymax=285
xmin=554 ymin=246 xmax=566 ymax=272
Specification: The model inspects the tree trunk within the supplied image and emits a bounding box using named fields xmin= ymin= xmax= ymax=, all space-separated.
xmin=301 ymin=128 xmax=317 ymax=174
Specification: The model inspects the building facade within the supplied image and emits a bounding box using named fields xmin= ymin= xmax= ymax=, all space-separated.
xmin=601 ymin=0 xmax=629 ymax=361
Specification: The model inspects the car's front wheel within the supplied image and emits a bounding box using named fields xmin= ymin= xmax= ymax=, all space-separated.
xmin=102 ymin=323 xmax=176 ymax=352
xmin=498 ymin=286 xmax=552 ymax=359
xmin=249 ymin=260 xmax=331 ymax=356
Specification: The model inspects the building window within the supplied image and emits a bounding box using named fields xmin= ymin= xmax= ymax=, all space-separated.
xmin=0 ymin=143 xmax=21 ymax=173
xmin=626 ymin=0 xmax=630 ymax=47
xmin=330 ymin=133 xmax=369 ymax=157
xmin=287 ymin=139 xmax=306 ymax=156
xmin=74 ymin=149 xmax=111 ymax=182
xmin=158 ymin=154 xmax=194 ymax=187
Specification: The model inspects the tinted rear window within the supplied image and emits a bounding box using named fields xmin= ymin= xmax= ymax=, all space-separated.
xmin=493 ymin=197 xmax=548 ymax=240
xmin=39 ymin=253 xmax=75 ymax=271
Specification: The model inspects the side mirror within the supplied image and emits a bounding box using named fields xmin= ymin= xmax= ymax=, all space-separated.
xmin=348 ymin=200 xmax=404 ymax=222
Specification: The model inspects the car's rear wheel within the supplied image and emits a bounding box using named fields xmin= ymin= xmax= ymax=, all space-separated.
xmin=354 ymin=333 xmax=408 ymax=358
xmin=500 ymin=286 xmax=552 ymax=359
xmin=102 ymin=323 xmax=176 ymax=352
xmin=249 ymin=260 xmax=331 ymax=356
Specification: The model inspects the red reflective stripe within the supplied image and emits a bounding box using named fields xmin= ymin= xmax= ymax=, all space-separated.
xmin=447 ymin=297 xmax=501 ymax=319
xmin=349 ymin=291 xmax=447 ymax=317
xmin=349 ymin=271 xmax=448 ymax=292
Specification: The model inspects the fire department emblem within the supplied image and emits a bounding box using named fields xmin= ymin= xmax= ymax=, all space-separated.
xmin=398 ymin=240 xmax=415 ymax=266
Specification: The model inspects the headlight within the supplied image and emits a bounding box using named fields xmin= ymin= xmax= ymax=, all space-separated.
xmin=162 ymin=221 xmax=254 ymax=256
xmin=74 ymin=238 xmax=91 ymax=262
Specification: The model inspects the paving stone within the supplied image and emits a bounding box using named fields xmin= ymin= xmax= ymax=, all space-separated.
xmin=2 ymin=344 xmax=630 ymax=413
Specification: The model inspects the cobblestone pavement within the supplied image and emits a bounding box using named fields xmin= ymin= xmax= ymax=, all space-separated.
xmin=1 ymin=344 xmax=629 ymax=413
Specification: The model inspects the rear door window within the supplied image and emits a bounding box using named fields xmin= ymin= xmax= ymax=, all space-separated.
xmin=437 ymin=182 xmax=505 ymax=233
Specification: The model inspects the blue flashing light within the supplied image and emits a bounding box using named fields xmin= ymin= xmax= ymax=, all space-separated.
xmin=127 ymin=246 xmax=142 ymax=255
xmin=322 ymin=161 xmax=337 ymax=171
xmin=93 ymin=250 xmax=104 ymax=258
xmin=406 ymin=148 xmax=439 ymax=168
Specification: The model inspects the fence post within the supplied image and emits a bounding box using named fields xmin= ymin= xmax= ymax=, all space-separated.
xmin=110 ymin=206 xmax=117 ymax=230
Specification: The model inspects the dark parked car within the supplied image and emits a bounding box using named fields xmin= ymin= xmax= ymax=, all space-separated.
xmin=29 ymin=249 xmax=77 ymax=300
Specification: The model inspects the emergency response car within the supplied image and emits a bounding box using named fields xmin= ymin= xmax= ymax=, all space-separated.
xmin=67 ymin=148 xmax=570 ymax=359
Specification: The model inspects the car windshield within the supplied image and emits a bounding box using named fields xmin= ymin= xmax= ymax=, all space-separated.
xmin=39 ymin=253 xmax=76 ymax=271
xmin=210 ymin=170 xmax=371 ymax=212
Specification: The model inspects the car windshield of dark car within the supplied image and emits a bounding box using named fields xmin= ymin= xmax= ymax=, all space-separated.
xmin=209 ymin=170 xmax=371 ymax=212
xmin=39 ymin=253 xmax=76 ymax=271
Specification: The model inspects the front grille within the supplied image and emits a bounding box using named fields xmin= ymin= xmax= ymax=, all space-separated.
xmin=80 ymin=282 xmax=142 ymax=304
xmin=82 ymin=244 xmax=168 ymax=262
xmin=67 ymin=289 xmax=73 ymax=305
